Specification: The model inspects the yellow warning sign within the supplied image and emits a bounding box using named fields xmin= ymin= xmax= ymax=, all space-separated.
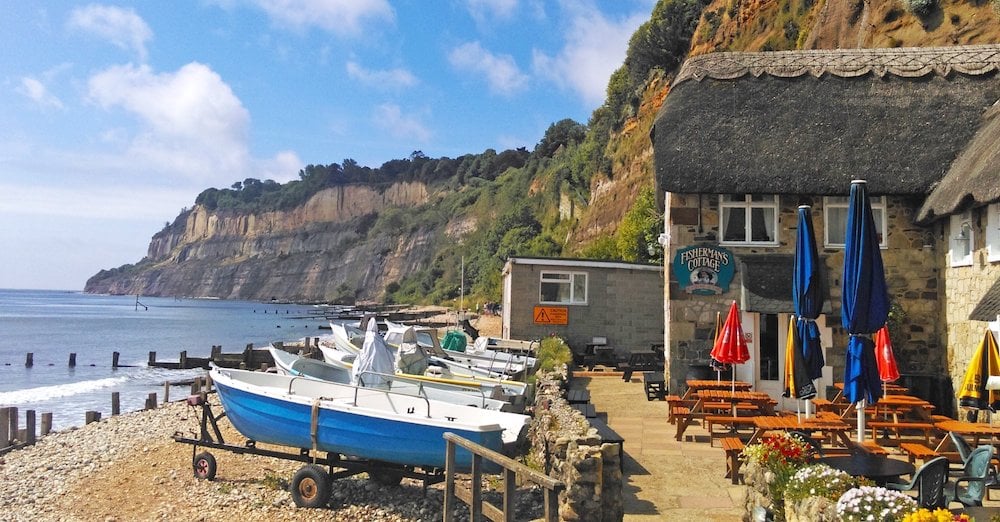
xmin=533 ymin=306 xmax=568 ymax=325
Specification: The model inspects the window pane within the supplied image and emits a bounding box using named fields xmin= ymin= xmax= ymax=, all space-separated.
xmin=542 ymin=272 xmax=570 ymax=281
xmin=751 ymin=194 xmax=775 ymax=203
xmin=722 ymin=207 xmax=746 ymax=242
xmin=572 ymin=274 xmax=587 ymax=303
xmin=827 ymin=207 xmax=847 ymax=245
xmin=872 ymin=208 xmax=885 ymax=245
xmin=759 ymin=314 xmax=779 ymax=381
xmin=540 ymin=281 xmax=569 ymax=303
xmin=750 ymin=207 xmax=775 ymax=242
xmin=722 ymin=194 xmax=745 ymax=203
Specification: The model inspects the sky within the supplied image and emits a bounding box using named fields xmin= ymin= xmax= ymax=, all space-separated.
xmin=0 ymin=0 xmax=655 ymax=291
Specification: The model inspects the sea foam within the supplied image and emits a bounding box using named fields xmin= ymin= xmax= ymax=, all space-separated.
xmin=0 ymin=376 xmax=130 ymax=405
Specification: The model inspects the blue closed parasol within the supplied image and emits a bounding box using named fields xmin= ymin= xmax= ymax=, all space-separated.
xmin=841 ymin=180 xmax=889 ymax=441
xmin=785 ymin=206 xmax=822 ymax=413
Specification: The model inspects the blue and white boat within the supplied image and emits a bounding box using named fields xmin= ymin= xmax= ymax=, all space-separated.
xmin=210 ymin=367 xmax=530 ymax=471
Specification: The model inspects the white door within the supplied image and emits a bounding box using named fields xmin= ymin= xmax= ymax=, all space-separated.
xmin=737 ymin=312 xmax=796 ymax=411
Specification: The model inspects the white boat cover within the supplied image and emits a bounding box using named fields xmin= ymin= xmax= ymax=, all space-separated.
xmin=352 ymin=318 xmax=395 ymax=387
xmin=396 ymin=326 xmax=430 ymax=375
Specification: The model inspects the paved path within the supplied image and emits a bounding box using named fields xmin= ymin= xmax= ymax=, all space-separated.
xmin=575 ymin=375 xmax=746 ymax=521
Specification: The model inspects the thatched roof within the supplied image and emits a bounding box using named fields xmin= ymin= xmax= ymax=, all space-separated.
xmin=917 ymin=102 xmax=1000 ymax=223
xmin=654 ymin=45 xmax=1000 ymax=196
xmin=970 ymin=277 xmax=1000 ymax=322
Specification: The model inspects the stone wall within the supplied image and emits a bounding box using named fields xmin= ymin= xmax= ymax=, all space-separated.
xmin=529 ymin=368 xmax=624 ymax=522
xmin=940 ymin=204 xmax=1000 ymax=414
xmin=663 ymin=193 xmax=943 ymax=396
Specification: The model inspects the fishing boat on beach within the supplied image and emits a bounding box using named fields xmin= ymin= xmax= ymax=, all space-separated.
xmin=267 ymin=346 xmax=512 ymax=410
xmin=384 ymin=322 xmax=537 ymax=376
xmin=210 ymin=367 xmax=530 ymax=470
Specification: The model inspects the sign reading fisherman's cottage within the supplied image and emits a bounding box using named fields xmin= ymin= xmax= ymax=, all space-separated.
xmin=672 ymin=245 xmax=735 ymax=295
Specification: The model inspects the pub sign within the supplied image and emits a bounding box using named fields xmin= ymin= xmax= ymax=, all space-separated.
xmin=672 ymin=245 xmax=735 ymax=295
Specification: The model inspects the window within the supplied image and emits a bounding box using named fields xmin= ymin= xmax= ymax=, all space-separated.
xmin=987 ymin=203 xmax=1000 ymax=263
xmin=949 ymin=212 xmax=974 ymax=267
xmin=539 ymin=271 xmax=587 ymax=304
xmin=719 ymin=194 xmax=779 ymax=245
xmin=823 ymin=196 xmax=887 ymax=248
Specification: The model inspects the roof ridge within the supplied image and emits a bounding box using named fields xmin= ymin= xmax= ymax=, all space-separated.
xmin=675 ymin=45 xmax=1000 ymax=86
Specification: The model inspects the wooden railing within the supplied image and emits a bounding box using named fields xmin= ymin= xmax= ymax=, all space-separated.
xmin=443 ymin=432 xmax=564 ymax=522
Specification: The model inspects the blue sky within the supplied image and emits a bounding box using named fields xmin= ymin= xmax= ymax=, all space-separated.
xmin=0 ymin=0 xmax=655 ymax=291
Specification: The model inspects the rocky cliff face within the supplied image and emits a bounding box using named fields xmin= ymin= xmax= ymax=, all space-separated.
xmin=85 ymin=182 xmax=439 ymax=302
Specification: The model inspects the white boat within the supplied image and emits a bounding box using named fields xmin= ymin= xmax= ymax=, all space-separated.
xmin=211 ymin=367 xmax=530 ymax=471
xmin=384 ymin=322 xmax=536 ymax=376
xmin=328 ymin=322 xmax=509 ymax=380
xmin=268 ymin=346 xmax=511 ymax=410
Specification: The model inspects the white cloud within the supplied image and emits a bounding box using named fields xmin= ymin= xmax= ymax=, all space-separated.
xmin=256 ymin=150 xmax=303 ymax=183
xmin=87 ymin=62 xmax=253 ymax=183
xmin=532 ymin=4 xmax=646 ymax=106
xmin=68 ymin=4 xmax=152 ymax=61
xmin=464 ymin=0 xmax=518 ymax=23
xmin=17 ymin=77 xmax=64 ymax=109
xmin=345 ymin=61 xmax=417 ymax=90
xmin=252 ymin=0 xmax=394 ymax=35
xmin=448 ymin=41 xmax=528 ymax=96
xmin=373 ymin=103 xmax=431 ymax=143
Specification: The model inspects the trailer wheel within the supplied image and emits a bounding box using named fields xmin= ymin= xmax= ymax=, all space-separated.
xmin=369 ymin=466 xmax=404 ymax=486
xmin=291 ymin=464 xmax=331 ymax=508
xmin=192 ymin=452 xmax=217 ymax=480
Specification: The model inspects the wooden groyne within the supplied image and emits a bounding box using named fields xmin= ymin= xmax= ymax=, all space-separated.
xmin=0 ymin=375 xmax=215 ymax=457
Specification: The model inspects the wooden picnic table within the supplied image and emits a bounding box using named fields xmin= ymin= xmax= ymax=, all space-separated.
xmin=933 ymin=420 xmax=1000 ymax=451
xmin=681 ymin=379 xmax=752 ymax=400
xmin=746 ymin=414 xmax=855 ymax=448
xmin=839 ymin=394 xmax=935 ymax=421
xmin=831 ymin=382 xmax=909 ymax=403
xmin=675 ymin=389 xmax=773 ymax=441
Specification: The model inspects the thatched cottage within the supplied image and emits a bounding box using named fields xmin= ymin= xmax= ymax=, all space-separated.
xmin=652 ymin=45 xmax=1000 ymax=413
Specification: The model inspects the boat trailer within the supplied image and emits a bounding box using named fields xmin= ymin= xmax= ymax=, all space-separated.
xmin=173 ymin=395 xmax=445 ymax=508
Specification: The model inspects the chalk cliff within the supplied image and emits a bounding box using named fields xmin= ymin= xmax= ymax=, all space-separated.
xmin=85 ymin=182 xmax=444 ymax=302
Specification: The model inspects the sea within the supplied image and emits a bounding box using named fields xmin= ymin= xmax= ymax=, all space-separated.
xmin=0 ymin=288 xmax=330 ymax=431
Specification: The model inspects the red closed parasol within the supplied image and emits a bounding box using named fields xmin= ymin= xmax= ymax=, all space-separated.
xmin=874 ymin=325 xmax=900 ymax=383
xmin=711 ymin=301 xmax=749 ymax=393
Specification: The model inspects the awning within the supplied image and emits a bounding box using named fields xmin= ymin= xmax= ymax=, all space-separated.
xmin=971 ymin=277 xmax=1000 ymax=321
xmin=740 ymin=255 xmax=832 ymax=315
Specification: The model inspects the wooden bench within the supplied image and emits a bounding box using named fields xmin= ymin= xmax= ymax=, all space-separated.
xmin=590 ymin=417 xmax=625 ymax=472
xmin=643 ymin=372 xmax=666 ymax=400
xmin=573 ymin=403 xmax=597 ymax=418
xmin=855 ymin=440 xmax=889 ymax=455
xmin=899 ymin=442 xmax=939 ymax=465
xmin=705 ymin=416 xmax=757 ymax=444
xmin=868 ymin=421 xmax=936 ymax=445
xmin=666 ymin=396 xmax=684 ymax=423
xmin=721 ymin=437 xmax=745 ymax=484
xmin=566 ymin=388 xmax=591 ymax=405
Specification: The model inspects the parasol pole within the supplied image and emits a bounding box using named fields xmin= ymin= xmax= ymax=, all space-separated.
xmin=856 ymin=398 xmax=866 ymax=442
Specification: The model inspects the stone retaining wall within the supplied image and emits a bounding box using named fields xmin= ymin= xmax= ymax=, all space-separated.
xmin=529 ymin=368 xmax=624 ymax=521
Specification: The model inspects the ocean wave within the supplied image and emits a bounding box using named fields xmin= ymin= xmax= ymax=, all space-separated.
xmin=0 ymin=376 xmax=130 ymax=405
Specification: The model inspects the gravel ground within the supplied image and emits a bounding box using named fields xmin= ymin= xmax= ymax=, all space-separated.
xmin=1 ymin=394 xmax=544 ymax=522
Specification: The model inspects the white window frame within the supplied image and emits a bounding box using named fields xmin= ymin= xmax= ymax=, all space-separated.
xmin=539 ymin=271 xmax=588 ymax=305
xmin=987 ymin=203 xmax=1000 ymax=263
xmin=718 ymin=194 xmax=780 ymax=246
xmin=949 ymin=212 xmax=974 ymax=267
xmin=823 ymin=196 xmax=888 ymax=249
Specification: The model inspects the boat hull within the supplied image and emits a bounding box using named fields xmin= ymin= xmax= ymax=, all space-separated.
xmin=213 ymin=369 xmax=509 ymax=470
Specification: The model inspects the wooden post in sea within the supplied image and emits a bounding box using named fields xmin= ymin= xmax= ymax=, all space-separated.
xmin=40 ymin=412 xmax=52 ymax=436
xmin=112 ymin=351 xmax=120 ymax=369
xmin=210 ymin=345 xmax=222 ymax=362
xmin=303 ymin=337 xmax=310 ymax=349
xmin=163 ymin=381 xmax=170 ymax=403
xmin=0 ymin=407 xmax=10 ymax=446
xmin=68 ymin=353 xmax=76 ymax=367
xmin=190 ymin=378 xmax=201 ymax=396
xmin=145 ymin=392 xmax=158 ymax=410
xmin=24 ymin=410 xmax=35 ymax=445
xmin=85 ymin=411 xmax=101 ymax=424
xmin=205 ymin=373 xmax=213 ymax=394
xmin=25 ymin=353 xmax=33 ymax=368
xmin=7 ymin=407 xmax=17 ymax=444
xmin=111 ymin=392 xmax=120 ymax=415
xmin=148 ymin=351 xmax=157 ymax=366
xmin=179 ymin=350 xmax=187 ymax=369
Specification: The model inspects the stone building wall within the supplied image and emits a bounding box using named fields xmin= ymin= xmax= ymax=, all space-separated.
xmin=939 ymin=205 xmax=1000 ymax=412
xmin=529 ymin=369 xmax=624 ymax=522
xmin=664 ymin=193 xmax=943 ymax=396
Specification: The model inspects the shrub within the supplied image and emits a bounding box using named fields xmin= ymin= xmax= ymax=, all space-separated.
xmin=742 ymin=432 xmax=814 ymax=511
xmin=536 ymin=337 xmax=573 ymax=373
xmin=784 ymin=464 xmax=854 ymax=504
xmin=901 ymin=0 xmax=936 ymax=16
